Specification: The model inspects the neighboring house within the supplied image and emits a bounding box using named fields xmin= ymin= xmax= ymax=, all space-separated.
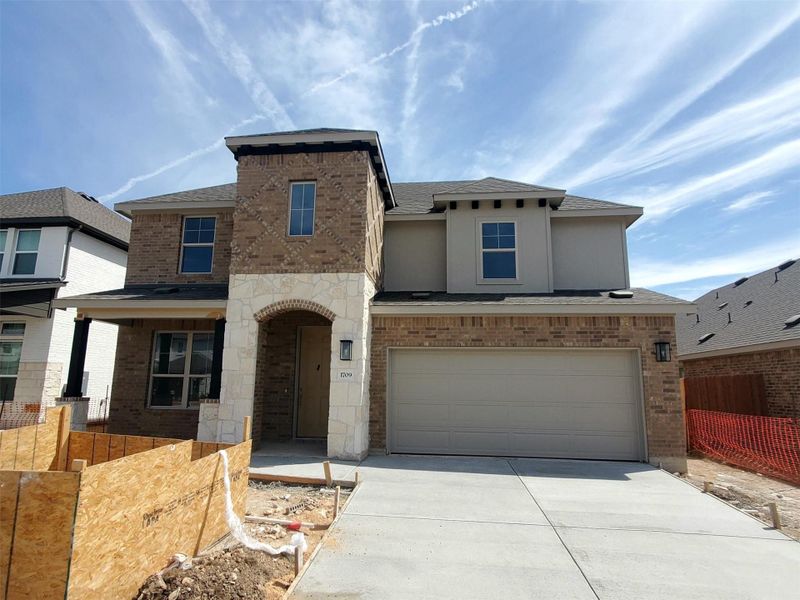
xmin=57 ymin=128 xmax=691 ymax=471
xmin=0 ymin=188 xmax=129 ymax=425
xmin=677 ymin=259 xmax=800 ymax=419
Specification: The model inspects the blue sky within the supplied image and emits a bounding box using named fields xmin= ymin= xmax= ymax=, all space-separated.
xmin=1 ymin=0 xmax=798 ymax=299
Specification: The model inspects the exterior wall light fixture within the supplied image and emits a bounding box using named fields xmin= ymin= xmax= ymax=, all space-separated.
xmin=340 ymin=340 xmax=353 ymax=361
xmin=654 ymin=341 xmax=671 ymax=362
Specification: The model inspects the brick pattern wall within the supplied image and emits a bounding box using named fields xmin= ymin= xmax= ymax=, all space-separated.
xmin=231 ymin=151 xmax=378 ymax=276
xmin=369 ymin=315 xmax=685 ymax=464
xmin=125 ymin=211 xmax=233 ymax=284
xmin=681 ymin=347 xmax=800 ymax=419
xmin=252 ymin=311 xmax=331 ymax=442
xmin=365 ymin=163 xmax=384 ymax=286
xmin=108 ymin=318 xmax=216 ymax=439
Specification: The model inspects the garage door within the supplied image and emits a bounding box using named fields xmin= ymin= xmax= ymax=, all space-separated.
xmin=388 ymin=348 xmax=644 ymax=460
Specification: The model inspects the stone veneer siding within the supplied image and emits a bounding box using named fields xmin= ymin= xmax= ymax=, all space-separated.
xmin=125 ymin=210 xmax=233 ymax=285
xmin=369 ymin=314 xmax=687 ymax=471
xmin=254 ymin=310 xmax=331 ymax=443
xmin=108 ymin=318 xmax=216 ymax=439
xmin=681 ymin=346 xmax=800 ymax=419
xmin=232 ymin=151 xmax=383 ymax=283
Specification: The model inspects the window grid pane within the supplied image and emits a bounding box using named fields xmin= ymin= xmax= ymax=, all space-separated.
xmin=16 ymin=230 xmax=40 ymax=252
xmin=483 ymin=252 xmax=516 ymax=279
xmin=150 ymin=331 xmax=214 ymax=408
xmin=13 ymin=253 xmax=37 ymax=275
xmin=289 ymin=183 xmax=315 ymax=236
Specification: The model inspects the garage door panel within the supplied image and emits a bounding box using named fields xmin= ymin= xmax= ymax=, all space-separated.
xmin=389 ymin=349 xmax=644 ymax=461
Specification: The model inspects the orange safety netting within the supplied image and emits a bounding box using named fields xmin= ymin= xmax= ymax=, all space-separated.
xmin=686 ymin=409 xmax=800 ymax=486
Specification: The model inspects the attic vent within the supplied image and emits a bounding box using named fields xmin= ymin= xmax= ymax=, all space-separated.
xmin=717 ymin=302 xmax=728 ymax=310
xmin=744 ymin=300 xmax=753 ymax=307
xmin=154 ymin=287 xmax=179 ymax=295
xmin=733 ymin=277 xmax=748 ymax=287
xmin=698 ymin=333 xmax=715 ymax=344
xmin=411 ymin=292 xmax=431 ymax=299
xmin=609 ymin=290 xmax=634 ymax=299
xmin=785 ymin=314 xmax=800 ymax=328
xmin=777 ymin=259 xmax=796 ymax=271
xmin=78 ymin=192 xmax=99 ymax=203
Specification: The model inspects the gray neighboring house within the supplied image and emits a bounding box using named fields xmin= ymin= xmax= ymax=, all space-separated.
xmin=0 ymin=187 xmax=129 ymax=425
xmin=677 ymin=258 xmax=800 ymax=418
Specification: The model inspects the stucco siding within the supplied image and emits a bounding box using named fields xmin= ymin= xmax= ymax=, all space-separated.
xmin=551 ymin=217 xmax=628 ymax=290
xmin=384 ymin=220 xmax=446 ymax=292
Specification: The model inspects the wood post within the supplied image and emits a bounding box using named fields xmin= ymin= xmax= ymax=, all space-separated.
xmin=57 ymin=405 xmax=72 ymax=471
xmin=242 ymin=416 xmax=252 ymax=442
xmin=70 ymin=459 xmax=88 ymax=472
xmin=768 ymin=502 xmax=782 ymax=529
xmin=333 ymin=486 xmax=341 ymax=519
xmin=323 ymin=461 xmax=333 ymax=487
xmin=354 ymin=470 xmax=360 ymax=485
xmin=703 ymin=481 xmax=713 ymax=493
xmin=294 ymin=546 xmax=304 ymax=576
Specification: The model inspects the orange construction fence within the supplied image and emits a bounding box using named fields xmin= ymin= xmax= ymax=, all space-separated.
xmin=686 ymin=409 xmax=800 ymax=486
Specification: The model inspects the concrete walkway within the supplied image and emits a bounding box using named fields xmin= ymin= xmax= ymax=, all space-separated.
xmin=289 ymin=455 xmax=800 ymax=599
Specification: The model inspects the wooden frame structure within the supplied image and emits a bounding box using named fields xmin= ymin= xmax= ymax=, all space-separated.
xmin=1 ymin=406 xmax=252 ymax=600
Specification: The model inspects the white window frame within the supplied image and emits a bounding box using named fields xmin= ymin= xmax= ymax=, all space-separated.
xmin=148 ymin=330 xmax=214 ymax=410
xmin=179 ymin=216 xmax=216 ymax=274
xmin=0 ymin=322 xmax=26 ymax=404
xmin=0 ymin=230 xmax=8 ymax=274
xmin=11 ymin=229 xmax=41 ymax=276
xmin=288 ymin=181 xmax=317 ymax=237
xmin=477 ymin=219 xmax=520 ymax=283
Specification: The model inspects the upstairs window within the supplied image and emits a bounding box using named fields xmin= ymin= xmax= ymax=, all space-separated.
xmin=180 ymin=217 xmax=216 ymax=273
xmin=0 ymin=322 xmax=25 ymax=404
xmin=149 ymin=331 xmax=213 ymax=408
xmin=289 ymin=182 xmax=316 ymax=236
xmin=12 ymin=230 xmax=40 ymax=275
xmin=480 ymin=222 xmax=517 ymax=280
xmin=0 ymin=230 xmax=7 ymax=272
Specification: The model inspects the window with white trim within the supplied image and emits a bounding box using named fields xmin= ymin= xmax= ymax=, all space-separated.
xmin=180 ymin=217 xmax=216 ymax=273
xmin=12 ymin=230 xmax=40 ymax=275
xmin=149 ymin=331 xmax=213 ymax=408
xmin=0 ymin=230 xmax=7 ymax=273
xmin=480 ymin=221 xmax=517 ymax=279
xmin=288 ymin=182 xmax=316 ymax=236
xmin=0 ymin=323 xmax=25 ymax=404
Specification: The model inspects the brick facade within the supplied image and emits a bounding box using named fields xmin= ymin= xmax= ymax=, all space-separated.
xmin=369 ymin=314 xmax=686 ymax=470
xmin=681 ymin=346 xmax=800 ymax=419
xmin=125 ymin=210 xmax=233 ymax=285
xmin=253 ymin=311 xmax=331 ymax=443
xmin=108 ymin=318 xmax=216 ymax=439
xmin=231 ymin=151 xmax=383 ymax=283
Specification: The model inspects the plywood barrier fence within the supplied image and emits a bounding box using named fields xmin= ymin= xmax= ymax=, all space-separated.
xmin=0 ymin=413 xmax=252 ymax=600
xmin=0 ymin=406 xmax=69 ymax=471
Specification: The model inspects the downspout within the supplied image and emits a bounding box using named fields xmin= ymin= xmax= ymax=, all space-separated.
xmin=61 ymin=225 xmax=81 ymax=280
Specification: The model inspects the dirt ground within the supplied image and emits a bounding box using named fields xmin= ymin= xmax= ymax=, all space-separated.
xmin=136 ymin=481 xmax=349 ymax=600
xmin=682 ymin=456 xmax=800 ymax=541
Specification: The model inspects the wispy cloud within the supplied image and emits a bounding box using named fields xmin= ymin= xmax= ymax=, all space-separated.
xmin=627 ymin=138 xmax=800 ymax=220
xmin=725 ymin=190 xmax=776 ymax=212
xmin=183 ymin=0 xmax=295 ymax=130
xmin=631 ymin=236 xmax=800 ymax=288
xmin=99 ymin=113 xmax=266 ymax=202
xmin=566 ymin=76 xmax=800 ymax=188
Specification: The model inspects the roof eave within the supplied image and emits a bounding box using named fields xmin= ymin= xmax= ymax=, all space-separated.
xmin=114 ymin=199 xmax=235 ymax=217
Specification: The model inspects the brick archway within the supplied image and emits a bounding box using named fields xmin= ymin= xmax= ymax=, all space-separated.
xmin=253 ymin=299 xmax=336 ymax=323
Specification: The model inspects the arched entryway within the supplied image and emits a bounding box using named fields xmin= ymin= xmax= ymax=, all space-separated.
xmin=253 ymin=300 xmax=335 ymax=446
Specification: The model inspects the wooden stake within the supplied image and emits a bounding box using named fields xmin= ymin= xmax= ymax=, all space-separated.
xmin=323 ymin=461 xmax=333 ymax=487
xmin=242 ymin=416 xmax=252 ymax=442
xmin=768 ymin=502 xmax=782 ymax=529
xmin=294 ymin=547 xmax=304 ymax=576
xmin=70 ymin=459 xmax=88 ymax=472
xmin=333 ymin=486 xmax=341 ymax=519
xmin=57 ymin=404 xmax=72 ymax=471
xmin=703 ymin=481 xmax=713 ymax=493
xmin=354 ymin=470 xmax=360 ymax=485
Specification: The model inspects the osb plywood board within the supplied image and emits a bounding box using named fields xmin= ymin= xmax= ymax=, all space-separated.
xmin=66 ymin=432 xmax=187 ymax=467
xmin=0 ymin=407 xmax=64 ymax=472
xmin=67 ymin=440 xmax=251 ymax=600
xmin=12 ymin=426 xmax=38 ymax=471
xmin=0 ymin=471 xmax=21 ymax=595
xmin=31 ymin=409 xmax=61 ymax=471
xmin=5 ymin=471 xmax=80 ymax=600
xmin=66 ymin=431 xmax=96 ymax=466
xmin=0 ymin=429 xmax=19 ymax=471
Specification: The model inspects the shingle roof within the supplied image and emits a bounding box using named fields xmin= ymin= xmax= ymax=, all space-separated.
xmin=0 ymin=187 xmax=130 ymax=244
xmin=59 ymin=284 xmax=229 ymax=302
xmin=115 ymin=177 xmax=638 ymax=217
xmin=676 ymin=259 xmax=800 ymax=357
xmin=231 ymin=127 xmax=377 ymax=138
xmin=374 ymin=288 xmax=689 ymax=306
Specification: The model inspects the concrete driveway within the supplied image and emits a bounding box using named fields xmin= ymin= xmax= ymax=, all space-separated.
xmin=291 ymin=455 xmax=799 ymax=599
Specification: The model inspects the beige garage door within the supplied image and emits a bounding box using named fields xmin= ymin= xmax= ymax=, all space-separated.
xmin=388 ymin=348 xmax=644 ymax=460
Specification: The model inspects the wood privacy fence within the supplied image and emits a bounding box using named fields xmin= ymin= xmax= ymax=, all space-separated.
xmin=0 ymin=406 xmax=252 ymax=600
xmin=681 ymin=374 xmax=767 ymax=415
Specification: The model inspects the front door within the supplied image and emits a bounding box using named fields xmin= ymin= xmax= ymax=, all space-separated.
xmin=296 ymin=326 xmax=331 ymax=438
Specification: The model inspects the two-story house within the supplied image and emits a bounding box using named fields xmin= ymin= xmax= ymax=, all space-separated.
xmin=0 ymin=187 xmax=129 ymax=426
xmin=58 ymin=128 xmax=691 ymax=472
